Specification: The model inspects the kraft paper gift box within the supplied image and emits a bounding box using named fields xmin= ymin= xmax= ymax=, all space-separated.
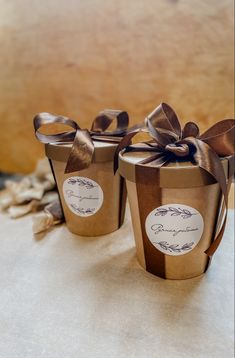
xmin=34 ymin=110 xmax=128 ymax=236
xmin=116 ymin=103 xmax=235 ymax=280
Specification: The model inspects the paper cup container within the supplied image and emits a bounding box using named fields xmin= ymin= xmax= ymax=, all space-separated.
xmin=119 ymin=150 xmax=229 ymax=279
xmin=45 ymin=141 xmax=126 ymax=236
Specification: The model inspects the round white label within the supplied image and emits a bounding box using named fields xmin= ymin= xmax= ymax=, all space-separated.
xmin=145 ymin=204 xmax=204 ymax=256
xmin=63 ymin=177 xmax=103 ymax=217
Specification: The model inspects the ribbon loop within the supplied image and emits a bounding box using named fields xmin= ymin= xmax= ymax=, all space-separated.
xmin=182 ymin=122 xmax=200 ymax=138
xmin=146 ymin=103 xmax=181 ymax=137
xmin=145 ymin=103 xmax=182 ymax=147
xmin=34 ymin=112 xmax=79 ymax=144
xmin=200 ymin=119 xmax=235 ymax=156
xmin=90 ymin=109 xmax=129 ymax=136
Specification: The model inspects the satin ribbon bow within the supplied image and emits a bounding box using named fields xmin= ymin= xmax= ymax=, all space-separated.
xmin=34 ymin=109 xmax=129 ymax=174
xmin=115 ymin=103 xmax=235 ymax=257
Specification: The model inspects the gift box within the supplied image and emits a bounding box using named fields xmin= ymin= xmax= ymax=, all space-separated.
xmin=34 ymin=110 xmax=128 ymax=236
xmin=116 ymin=103 xmax=235 ymax=279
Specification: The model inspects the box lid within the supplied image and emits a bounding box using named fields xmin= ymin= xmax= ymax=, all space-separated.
xmin=45 ymin=140 xmax=117 ymax=163
xmin=119 ymin=149 xmax=229 ymax=188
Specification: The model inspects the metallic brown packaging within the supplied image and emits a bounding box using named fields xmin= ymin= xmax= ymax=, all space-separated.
xmin=119 ymin=150 xmax=230 ymax=280
xmin=45 ymin=141 xmax=126 ymax=236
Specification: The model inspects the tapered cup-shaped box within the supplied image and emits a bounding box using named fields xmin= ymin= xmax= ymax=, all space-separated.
xmin=119 ymin=150 xmax=230 ymax=280
xmin=46 ymin=141 xmax=126 ymax=236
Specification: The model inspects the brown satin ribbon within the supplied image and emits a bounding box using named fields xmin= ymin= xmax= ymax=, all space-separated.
xmin=115 ymin=103 xmax=235 ymax=258
xmin=135 ymin=166 xmax=166 ymax=278
xmin=34 ymin=109 xmax=129 ymax=174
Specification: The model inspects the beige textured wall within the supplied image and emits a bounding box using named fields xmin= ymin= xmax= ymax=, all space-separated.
xmin=0 ymin=0 xmax=234 ymax=173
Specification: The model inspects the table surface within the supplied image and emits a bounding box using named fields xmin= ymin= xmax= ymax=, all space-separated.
xmin=0 ymin=206 xmax=234 ymax=358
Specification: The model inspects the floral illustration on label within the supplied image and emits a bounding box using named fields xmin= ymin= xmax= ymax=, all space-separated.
xmin=145 ymin=204 xmax=204 ymax=256
xmin=154 ymin=206 xmax=197 ymax=219
xmin=63 ymin=177 xmax=103 ymax=217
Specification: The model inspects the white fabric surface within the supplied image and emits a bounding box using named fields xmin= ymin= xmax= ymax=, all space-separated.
xmin=0 ymin=207 xmax=234 ymax=358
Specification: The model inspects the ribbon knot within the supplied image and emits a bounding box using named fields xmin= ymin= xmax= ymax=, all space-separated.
xmin=165 ymin=143 xmax=190 ymax=157
xmin=162 ymin=120 xmax=200 ymax=157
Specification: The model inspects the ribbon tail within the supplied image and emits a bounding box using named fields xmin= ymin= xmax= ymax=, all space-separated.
xmin=91 ymin=135 xmax=123 ymax=143
xmin=113 ymin=128 xmax=142 ymax=174
xmin=138 ymin=152 xmax=171 ymax=167
xmin=184 ymin=137 xmax=231 ymax=257
xmin=65 ymin=129 xmax=94 ymax=174
xmin=205 ymin=156 xmax=234 ymax=256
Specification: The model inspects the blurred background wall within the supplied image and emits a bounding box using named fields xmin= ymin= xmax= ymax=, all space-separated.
xmin=0 ymin=0 xmax=234 ymax=173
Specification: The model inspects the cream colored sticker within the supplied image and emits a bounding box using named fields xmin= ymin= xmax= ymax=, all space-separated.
xmin=145 ymin=204 xmax=204 ymax=256
xmin=63 ymin=177 xmax=103 ymax=217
